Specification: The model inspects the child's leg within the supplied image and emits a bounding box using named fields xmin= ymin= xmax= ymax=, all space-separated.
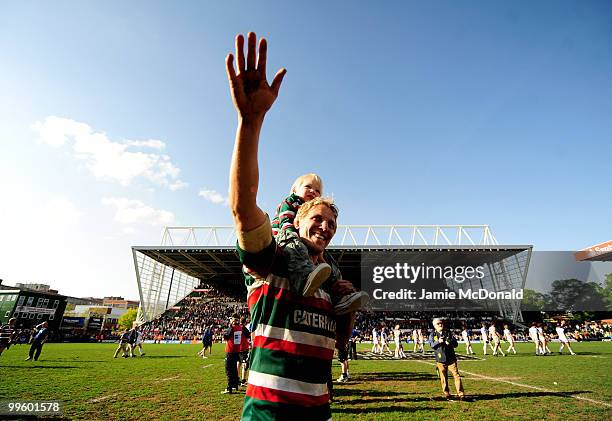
xmin=321 ymin=265 xmax=369 ymax=315
xmin=276 ymin=230 xmax=326 ymax=295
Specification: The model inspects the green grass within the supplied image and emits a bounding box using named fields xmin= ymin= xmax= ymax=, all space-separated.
xmin=1 ymin=342 xmax=611 ymax=420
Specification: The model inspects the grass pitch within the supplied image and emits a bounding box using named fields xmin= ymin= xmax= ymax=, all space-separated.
xmin=1 ymin=342 xmax=611 ymax=420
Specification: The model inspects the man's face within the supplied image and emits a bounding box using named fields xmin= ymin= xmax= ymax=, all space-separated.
xmin=296 ymin=204 xmax=336 ymax=255
xmin=434 ymin=320 xmax=444 ymax=332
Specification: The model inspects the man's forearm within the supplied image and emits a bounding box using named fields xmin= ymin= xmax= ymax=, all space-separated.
xmin=229 ymin=117 xmax=267 ymax=232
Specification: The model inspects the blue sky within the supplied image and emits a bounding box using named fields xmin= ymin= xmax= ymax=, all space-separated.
xmin=1 ymin=1 xmax=610 ymax=299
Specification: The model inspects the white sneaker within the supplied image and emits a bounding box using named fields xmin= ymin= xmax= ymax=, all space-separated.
xmin=334 ymin=291 xmax=370 ymax=315
xmin=303 ymin=264 xmax=332 ymax=297
xmin=336 ymin=375 xmax=348 ymax=383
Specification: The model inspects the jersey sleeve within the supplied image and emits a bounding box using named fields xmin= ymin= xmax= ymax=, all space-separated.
xmin=236 ymin=233 xmax=278 ymax=282
xmin=272 ymin=193 xmax=303 ymax=235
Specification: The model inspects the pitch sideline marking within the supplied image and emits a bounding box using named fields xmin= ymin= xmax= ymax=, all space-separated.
xmin=88 ymin=393 xmax=118 ymax=403
xmin=414 ymin=360 xmax=612 ymax=408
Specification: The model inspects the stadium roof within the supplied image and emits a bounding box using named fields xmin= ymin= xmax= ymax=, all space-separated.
xmin=132 ymin=224 xmax=534 ymax=323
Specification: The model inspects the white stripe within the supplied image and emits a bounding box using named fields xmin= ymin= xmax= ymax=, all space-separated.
xmin=246 ymin=275 xmax=332 ymax=304
xmin=246 ymin=275 xmax=290 ymax=299
xmin=414 ymin=360 xmax=612 ymax=408
xmin=248 ymin=370 xmax=328 ymax=396
xmin=255 ymin=324 xmax=335 ymax=350
xmin=267 ymin=274 xmax=291 ymax=290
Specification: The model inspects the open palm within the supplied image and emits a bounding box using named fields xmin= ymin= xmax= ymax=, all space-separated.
xmin=226 ymin=32 xmax=286 ymax=120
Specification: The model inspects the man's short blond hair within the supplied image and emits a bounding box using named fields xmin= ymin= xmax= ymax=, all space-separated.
xmin=295 ymin=197 xmax=338 ymax=227
xmin=291 ymin=173 xmax=323 ymax=195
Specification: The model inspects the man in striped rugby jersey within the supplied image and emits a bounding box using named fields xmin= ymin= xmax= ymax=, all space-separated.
xmin=0 ymin=317 xmax=17 ymax=357
xmin=227 ymin=32 xmax=357 ymax=420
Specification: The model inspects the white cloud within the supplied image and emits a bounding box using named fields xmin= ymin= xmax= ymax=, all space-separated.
xmin=102 ymin=197 xmax=175 ymax=226
xmin=126 ymin=139 xmax=165 ymax=149
xmin=32 ymin=116 xmax=185 ymax=189
xmin=169 ymin=180 xmax=188 ymax=191
xmin=198 ymin=188 xmax=228 ymax=205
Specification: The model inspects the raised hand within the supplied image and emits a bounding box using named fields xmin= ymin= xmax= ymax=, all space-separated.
xmin=226 ymin=32 xmax=286 ymax=121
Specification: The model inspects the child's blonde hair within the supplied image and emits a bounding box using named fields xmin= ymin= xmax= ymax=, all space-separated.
xmin=290 ymin=173 xmax=323 ymax=195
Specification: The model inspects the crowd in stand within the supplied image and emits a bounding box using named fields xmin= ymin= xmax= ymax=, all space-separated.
xmin=569 ymin=320 xmax=612 ymax=340
xmin=141 ymin=285 xmax=248 ymax=342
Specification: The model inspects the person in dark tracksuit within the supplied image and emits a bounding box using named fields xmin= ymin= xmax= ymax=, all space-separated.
xmin=427 ymin=318 xmax=466 ymax=401
xmin=128 ymin=327 xmax=138 ymax=357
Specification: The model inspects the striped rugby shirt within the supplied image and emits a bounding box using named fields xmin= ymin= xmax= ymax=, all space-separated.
xmin=271 ymin=193 xmax=303 ymax=237
xmin=0 ymin=324 xmax=16 ymax=345
xmin=237 ymin=237 xmax=335 ymax=420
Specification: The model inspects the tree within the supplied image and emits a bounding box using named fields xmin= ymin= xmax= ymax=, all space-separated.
xmin=549 ymin=278 xmax=607 ymax=311
xmin=521 ymin=289 xmax=551 ymax=311
xmin=118 ymin=308 xmax=138 ymax=330
xmin=599 ymin=273 xmax=612 ymax=310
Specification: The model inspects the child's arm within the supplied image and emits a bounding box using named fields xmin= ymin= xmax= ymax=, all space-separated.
xmin=273 ymin=193 xmax=303 ymax=235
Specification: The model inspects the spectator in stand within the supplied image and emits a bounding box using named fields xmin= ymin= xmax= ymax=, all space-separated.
xmin=25 ymin=321 xmax=50 ymax=362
